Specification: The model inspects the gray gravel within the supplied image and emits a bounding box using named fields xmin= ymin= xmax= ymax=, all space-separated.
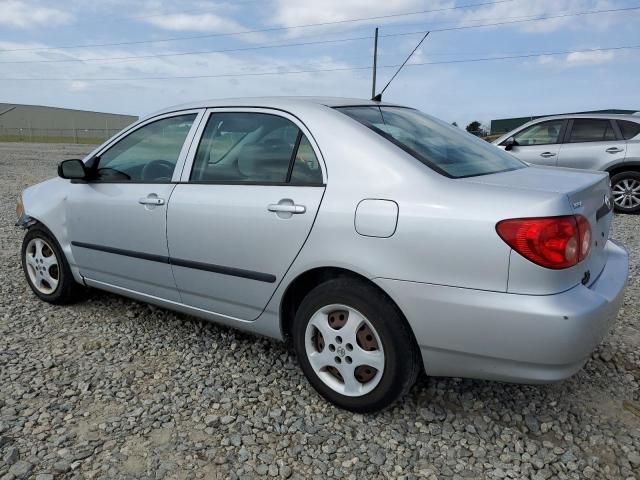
xmin=1 ymin=142 xmax=639 ymax=480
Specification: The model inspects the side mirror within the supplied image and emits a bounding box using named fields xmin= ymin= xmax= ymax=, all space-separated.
xmin=58 ymin=159 xmax=88 ymax=180
xmin=504 ymin=137 xmax=516 ymax=151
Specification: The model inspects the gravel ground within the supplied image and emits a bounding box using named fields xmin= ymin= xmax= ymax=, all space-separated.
xmin=1 ymin=142 xmax=639 ymax=480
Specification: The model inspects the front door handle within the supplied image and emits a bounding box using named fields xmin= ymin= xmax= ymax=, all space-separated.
xmin=540 ymin=152 xmax=556 ymax=158
xmin=139 ymin=196 xmax=165 ymax=206
xmin=268 ymin=204 xmax=306 ymax=214
xmin=606 ymin=147 xmax=623 ymax=154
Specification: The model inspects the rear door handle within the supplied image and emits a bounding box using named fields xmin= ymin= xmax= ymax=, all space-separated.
xmin=139 ymin=196 xmax=165 ymax=206
xmin=268 ymin=204 xmax=306 ymax=214
xmin=540 ymin=152 xmax=556 ymax=158
xmin=606 ymin=147 xmax=623 ymax=154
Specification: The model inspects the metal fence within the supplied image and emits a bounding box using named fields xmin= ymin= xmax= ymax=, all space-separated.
xmin=0 ymin=127 xmax=123 ymax=144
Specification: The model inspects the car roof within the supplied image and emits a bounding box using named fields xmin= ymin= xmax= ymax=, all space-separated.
xmin=147 ymin=96 xmax=406 ymax=119
xmin=531 ymin=113 xmax=640 ymax=122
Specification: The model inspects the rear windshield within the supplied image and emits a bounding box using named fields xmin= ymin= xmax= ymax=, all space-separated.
xmin=338 ymin=106 xmax=526 ymax=178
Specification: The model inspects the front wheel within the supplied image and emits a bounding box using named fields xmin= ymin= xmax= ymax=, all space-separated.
xmin=21 ymin=226 xmax=84 ymax=304
xmin=292 ymin=278 xmax=420 ymax=412
xmin=611 ymin=171 xmax=640 ymax=213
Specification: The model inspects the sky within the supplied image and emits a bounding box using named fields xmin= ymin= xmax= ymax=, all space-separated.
xmin=0 ymin=0 xmax=639 ymax=128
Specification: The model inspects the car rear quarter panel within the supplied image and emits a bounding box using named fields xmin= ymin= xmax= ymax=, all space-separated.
xmin=261 ymin=107 xmax=575 ymax=336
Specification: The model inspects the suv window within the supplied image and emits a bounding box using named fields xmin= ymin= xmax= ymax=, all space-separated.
xmin=512 ymin=120 xmax=564 ymax=146
xmin=339 ymin=106 xmax=525 ymax=178
xmin=191 ymin=112 xmax=322 ymax=184
xmin=568 ymin=119 xmax=616 ymax=143
xmin=618 ymin=120 xmax=640 ymax=140
xmin=96 ymin=114 xmax=196 ymax=182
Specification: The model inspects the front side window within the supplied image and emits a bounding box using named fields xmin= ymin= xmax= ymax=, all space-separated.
xmin=568 ymin=119 xmax=616 ymax=143
xmin=339 ymin=106 xmax=525 ymax=178
xmin=618 ymin=120 xmax=640 ymax=140
xmin=190 ymin=112 xmax=322 ymax=184
xmin=513 ymin=120 xmax=564 ymax=146
xmin=96 ymin=114 xmax=196 ymax=182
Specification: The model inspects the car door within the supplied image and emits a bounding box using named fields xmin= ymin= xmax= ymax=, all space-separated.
xmin=67 ymin=110 xmax=203 ymax=301
xmin=557 ymin=118 xmax=626 ymax=170
xmin=166 ymin=108 xmax=326 ymax=320
xmin=500 ymin=119 xmax=566 ymax=166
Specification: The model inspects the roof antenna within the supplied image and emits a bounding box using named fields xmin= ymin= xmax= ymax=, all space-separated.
xmin=371 ymin=27 xmax=379 ymax=101
xmin=372 ymin=31 xmax=430 ymax=102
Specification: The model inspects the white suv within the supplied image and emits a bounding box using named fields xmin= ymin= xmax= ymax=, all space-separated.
xmin=494 ymin=114 xmax=640 ymax=213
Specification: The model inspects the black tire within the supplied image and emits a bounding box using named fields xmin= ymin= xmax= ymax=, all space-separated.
xmin=292 ymin=278 xmax=421 ymax=413
xmin=610 ymin=171 xmax=640 ymax=214
xmin=21 ymin=226 xmax=84 ymax=304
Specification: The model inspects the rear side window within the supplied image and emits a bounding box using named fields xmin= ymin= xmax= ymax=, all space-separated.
xmin=568 ymin=119 xmax=616 ymax=143
xmin=338 ymin=106 xmax=525 ymax=178
xmin=618 ymin=120 xmax=640 ymax=140
xmin=190 ymin=112 xmax=322 ymax=184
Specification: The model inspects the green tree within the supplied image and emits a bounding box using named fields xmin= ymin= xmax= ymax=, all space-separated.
xmin=465 ymin=121 xmax=482 ymax=133
xmin=452 ymin=122 xmax=458 ymax=127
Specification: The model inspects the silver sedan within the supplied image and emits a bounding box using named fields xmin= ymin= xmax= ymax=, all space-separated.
xmin=16 ymin=97 xmax=629 ymax=412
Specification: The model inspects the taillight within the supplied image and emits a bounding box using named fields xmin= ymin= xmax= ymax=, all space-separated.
xmin=496 ymin=215 xmax=591 ymax=269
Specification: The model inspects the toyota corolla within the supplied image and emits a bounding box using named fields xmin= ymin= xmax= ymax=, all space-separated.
xmin=16 ymin=97 xmax=629 ymax=412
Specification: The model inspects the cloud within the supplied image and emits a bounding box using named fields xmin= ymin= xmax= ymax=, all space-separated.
xmin=271 ymin=0 xmax=444 ymax=36
xmin=143 ymin=12 xmax=248 ymax=33
xmin=536 ymin=49 xmax=616 ymax=67
xmin=0 ymin=0 xmax=73 ymax=29
xmin=454 ymin=0 xmax=620 ymax=34
xmin=566 ymin=49 xmax=615 ymax=65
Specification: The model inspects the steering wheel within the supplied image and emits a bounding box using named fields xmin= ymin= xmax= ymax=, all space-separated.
xmin=141 ymin=160 xmax=174 ymax=181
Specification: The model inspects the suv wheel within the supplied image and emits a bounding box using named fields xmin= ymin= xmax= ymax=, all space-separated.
xmin=611 ymin=171 xmax=640 ymax=213
xmin=292 ymin=278 xmax=420 ymax=412
xmin=21 ymin=226 xmax=84 ymax=304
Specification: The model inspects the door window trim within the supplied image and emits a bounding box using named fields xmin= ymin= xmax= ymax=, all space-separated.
xmin=83 ymin=109 xmax=206 ymax=184
xmin=502 ymin=119 xmax=568 ymax=147
xmin=563 ymin=118 xmax=621 ymax=144
xmin=179 ymin=107 xmax=327 ymax=186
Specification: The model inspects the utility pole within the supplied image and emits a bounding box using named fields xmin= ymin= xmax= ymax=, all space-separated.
xmin=371 ymin=27 xmax=378 ymax=100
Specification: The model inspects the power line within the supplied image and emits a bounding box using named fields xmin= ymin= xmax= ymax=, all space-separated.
xmin=0 ymin=45 xmax=637 ymax=82
xmin=2 ymin=6 xmax=638 ymax=65
xmin=0 ymin=35 xmax=373 ymax=64
xmin=0 ymin=0 xmax=518 ymax=53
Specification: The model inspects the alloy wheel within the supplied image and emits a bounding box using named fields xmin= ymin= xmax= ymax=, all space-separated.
xmin=24 ymin=237 xmax=60 ymax=295
xmin=612 ymin=178 xmax=640 ymax=209
xmin=304 ymin=304 xmax=385 ymax=397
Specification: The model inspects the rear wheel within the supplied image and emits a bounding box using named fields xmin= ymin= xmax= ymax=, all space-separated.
xmin=21 ymin=227 xmax=83 ymax=304
xmin=292 ymin=278 xmax=420 ymax=412
xmin=611 ymin=171 xmax=640 ymax=213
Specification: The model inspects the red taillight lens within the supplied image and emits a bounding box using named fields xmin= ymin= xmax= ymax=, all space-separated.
xmin=496 ymin=215 xmax=591 ymax=269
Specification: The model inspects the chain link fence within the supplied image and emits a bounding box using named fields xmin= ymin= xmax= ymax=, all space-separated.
xmin=0 ymin=127 xmax=123 ymax=144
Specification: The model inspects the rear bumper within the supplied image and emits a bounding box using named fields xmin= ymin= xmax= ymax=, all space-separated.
xmin=375 ymin=240 xmax=629 ymax=383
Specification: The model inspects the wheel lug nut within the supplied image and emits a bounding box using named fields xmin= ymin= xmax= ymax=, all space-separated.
xmin=334 ymin=356 xmax=342 ymax=364
xmin=329 ymin=344 xmax=335 ymax=352
xmin=335 ymin=336 xmax=342 ymax=344
xmin=345 ymin=356 xmax=352 ymax=364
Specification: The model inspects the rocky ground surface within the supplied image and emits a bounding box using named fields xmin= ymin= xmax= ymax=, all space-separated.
xmin=0 ymin=142 xmax=639 ymax=480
